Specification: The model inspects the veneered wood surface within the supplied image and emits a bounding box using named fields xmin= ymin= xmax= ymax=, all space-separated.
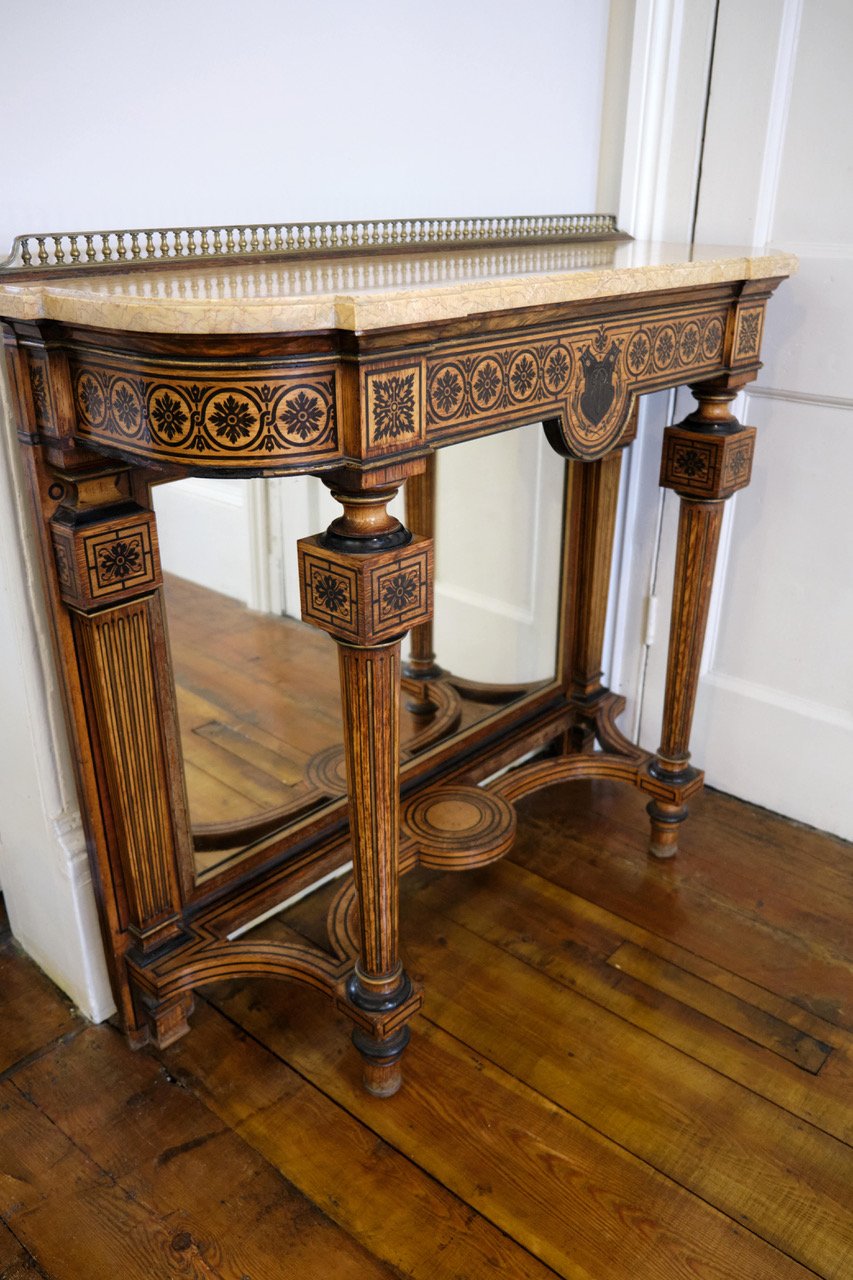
xmin=0 ymin=779 xmax=848 ymax=1277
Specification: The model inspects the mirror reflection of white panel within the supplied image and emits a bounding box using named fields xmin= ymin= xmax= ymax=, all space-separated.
xmin=153 ymin=478 xmax=254 ymax=605
xmin=153 ymin=431 xmax=564 ymax=690
xmin=433 ymin=425 xmax=564 ymax=684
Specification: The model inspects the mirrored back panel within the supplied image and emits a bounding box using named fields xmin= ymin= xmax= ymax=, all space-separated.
xmin=153 ymin=422 xmax=567 ymax=888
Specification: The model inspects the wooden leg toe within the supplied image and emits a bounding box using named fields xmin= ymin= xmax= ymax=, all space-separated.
xmin=352 ymin=1025 xmax=410 ymax=1097
xmin=647 ymin=801 xmax=687 ymax=859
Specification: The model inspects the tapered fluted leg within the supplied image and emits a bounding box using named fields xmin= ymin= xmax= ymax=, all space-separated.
xmin=646 ymin=379 xmax=757 ymax=857
xmin=46 ymin=460 xmax=193 ymax=1045
xmin=298 ymin=467 xmax=432 ymax=1094
xmin=648 ymin=499 xmax=724 ymax=855
xmin=338 ymin=639 xmax=411 ymax=1094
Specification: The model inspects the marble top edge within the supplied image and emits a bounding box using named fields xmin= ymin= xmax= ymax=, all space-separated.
xmin=0 ymin=242 xmax=798 ymax=334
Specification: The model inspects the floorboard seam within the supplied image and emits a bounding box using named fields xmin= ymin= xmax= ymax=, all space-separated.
xmin=416 ymin=1013 xmax=828 ymax=1280
xmin=434 ymin=909 xmax=853 ymax=1148
xmin=505 ymin=855 xmax=853 ymax=1035
xmin=196 ymin=992 xmax=567 ymax=1280
xmin=0 ymin=1027 xmax=87 ymax=1086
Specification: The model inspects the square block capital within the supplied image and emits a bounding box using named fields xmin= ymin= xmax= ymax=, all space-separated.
xmin=660 ymin=426 xmax=756 ymax=500
xmin=50 ymin=505 xmax=161 ymax=610
xmin=298 ymin=534 xmax=433 ymax=645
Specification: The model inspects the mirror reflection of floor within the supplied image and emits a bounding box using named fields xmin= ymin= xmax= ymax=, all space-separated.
xmin=164 ymin=576 xmax=505 ymax=877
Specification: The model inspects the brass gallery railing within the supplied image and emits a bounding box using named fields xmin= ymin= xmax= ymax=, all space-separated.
xmin=0 ymin=213 xmax=627 ymax=276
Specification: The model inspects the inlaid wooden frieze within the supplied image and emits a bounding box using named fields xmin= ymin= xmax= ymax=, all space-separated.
xmin=298 ymin=535 xmax=433 ymax=645
xmin=67 ymin=355 xmax=342 ymax=469
xmin=19 ymin=290 xmax=770 ymax=474
xmin=421 ymin=301 xmax=731 ymax=460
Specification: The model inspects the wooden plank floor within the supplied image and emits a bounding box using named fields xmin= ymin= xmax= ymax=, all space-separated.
xmin=1 ymin=781 xmax=851 ymax=1277
xmin=164 ymin=575 xmax=500 ymax=873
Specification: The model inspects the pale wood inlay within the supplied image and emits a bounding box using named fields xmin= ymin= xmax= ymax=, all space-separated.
xmin=75 ymin=600 xmax=178 ymax=935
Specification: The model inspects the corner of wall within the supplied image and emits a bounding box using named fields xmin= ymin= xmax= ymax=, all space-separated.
xmin=0 ymin=365 xmax=115 ymax=1024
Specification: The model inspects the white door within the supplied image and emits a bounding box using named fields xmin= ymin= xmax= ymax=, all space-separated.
xmin=627 ymin=0 xmax=853 ymax=840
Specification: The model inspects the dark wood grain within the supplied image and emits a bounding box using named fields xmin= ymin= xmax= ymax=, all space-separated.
xmin=0 ymin=781 xmax=848 ymax=1277
xmin=0 ymin=937 xmax=80 ymax=1078
xmin=14 ymin=1024 xmax=398 ymax=1280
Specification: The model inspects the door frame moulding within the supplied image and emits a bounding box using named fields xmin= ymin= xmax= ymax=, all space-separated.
xmin=606 ymin=0 xmax=717 ymax=738
xmin=750 ymin=0 xmax=804 ymax=248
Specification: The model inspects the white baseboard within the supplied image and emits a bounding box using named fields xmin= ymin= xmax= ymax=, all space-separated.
xmin=692 ymin=673 xmax=853 ymax=843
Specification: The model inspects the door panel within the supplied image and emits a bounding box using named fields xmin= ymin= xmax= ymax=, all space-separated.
xmin=637 ymin=0 xmax=853 ymax=838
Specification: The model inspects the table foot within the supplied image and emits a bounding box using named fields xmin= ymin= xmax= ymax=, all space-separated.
xmin=134 ymin=990 xmax=195 ymax=1050
xmin=353 ymin=1025 xmax=410 ymax=1097
xmin=647 ymin=800 xmax=688 ymax=859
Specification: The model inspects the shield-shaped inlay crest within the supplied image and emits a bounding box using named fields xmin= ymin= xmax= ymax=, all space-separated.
xmin=579 ymin=341 xmax=621 ymax=425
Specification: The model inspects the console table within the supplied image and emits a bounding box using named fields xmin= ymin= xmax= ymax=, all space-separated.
xmin=0 ymin=217 xmax=794 ymax=1096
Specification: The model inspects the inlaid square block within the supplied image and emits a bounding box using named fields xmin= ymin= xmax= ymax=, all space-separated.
xmin=51 ymin=506 xmax=161 ymax=610
xmin=733 ymin=305 xmax=765 ymax=363
xmin=361 ymin=362 xmax=426 ymax=456
xmin=660 ymin=425 xmax=756 ymax=500
xmin=298 ymin=534 xmax=433 ymax=645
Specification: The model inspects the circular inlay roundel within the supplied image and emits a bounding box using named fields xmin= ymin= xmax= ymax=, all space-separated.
xmin=403 ymin=785 xmax=516 ymax=869
xmin=305 ymin=744 xmax=348 ymax=796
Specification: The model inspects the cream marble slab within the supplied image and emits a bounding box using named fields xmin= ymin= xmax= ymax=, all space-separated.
xmin=0 ymin=241 xmax=797 ymax=334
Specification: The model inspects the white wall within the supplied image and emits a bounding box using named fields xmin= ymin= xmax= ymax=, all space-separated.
xmin=153 ymin=479 xmax=255 ymax=603
xmin=0 ymin=0 xmax=618 ymax=1015
xmin=0 ymin=0 xmax=610 ymax=246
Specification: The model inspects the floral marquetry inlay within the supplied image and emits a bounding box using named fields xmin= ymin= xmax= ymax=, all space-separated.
xmin=304 ymin=558 xmax=358 ymax=636
xmin=50 ymin=508 xmax=161 ymax=610
xmin=673 ymin=446 xmax=710 ymax=481
xmin=298 ymin=535 xmax=433 ymax=646
xmin=69 ymin=357 xmax=341 ymax=471
xmin=373 ymin=551 xmax=430 ymax=633
xmin=735 ymin=308 xmax=763 ymax=359
xmin=660 ymin=425 xmax=756 ymax=500
xmin=424 ymin=304 xmax=730 ymax=460
xmin=27 ymin=358 xmax=52 ymax=429
xmin=363 ymin=365 xmax=423 ymax=452
xmin=380 ymin=571 xmax=419 ymax=615
xmin=314 ymin=571 xmax=350 ymax=615
xmin=97 ymin=538 xmax=143 ymax=584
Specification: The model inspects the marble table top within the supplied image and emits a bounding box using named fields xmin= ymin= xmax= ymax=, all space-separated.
xmin=0 ymin=241 xmax=796 ymax=335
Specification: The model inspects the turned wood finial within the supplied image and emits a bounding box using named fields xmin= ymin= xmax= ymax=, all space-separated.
xmin=325 ymin=483 xmax=407 ymax=548
xmin=681 ymin=387 xmax=740 ymax=433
